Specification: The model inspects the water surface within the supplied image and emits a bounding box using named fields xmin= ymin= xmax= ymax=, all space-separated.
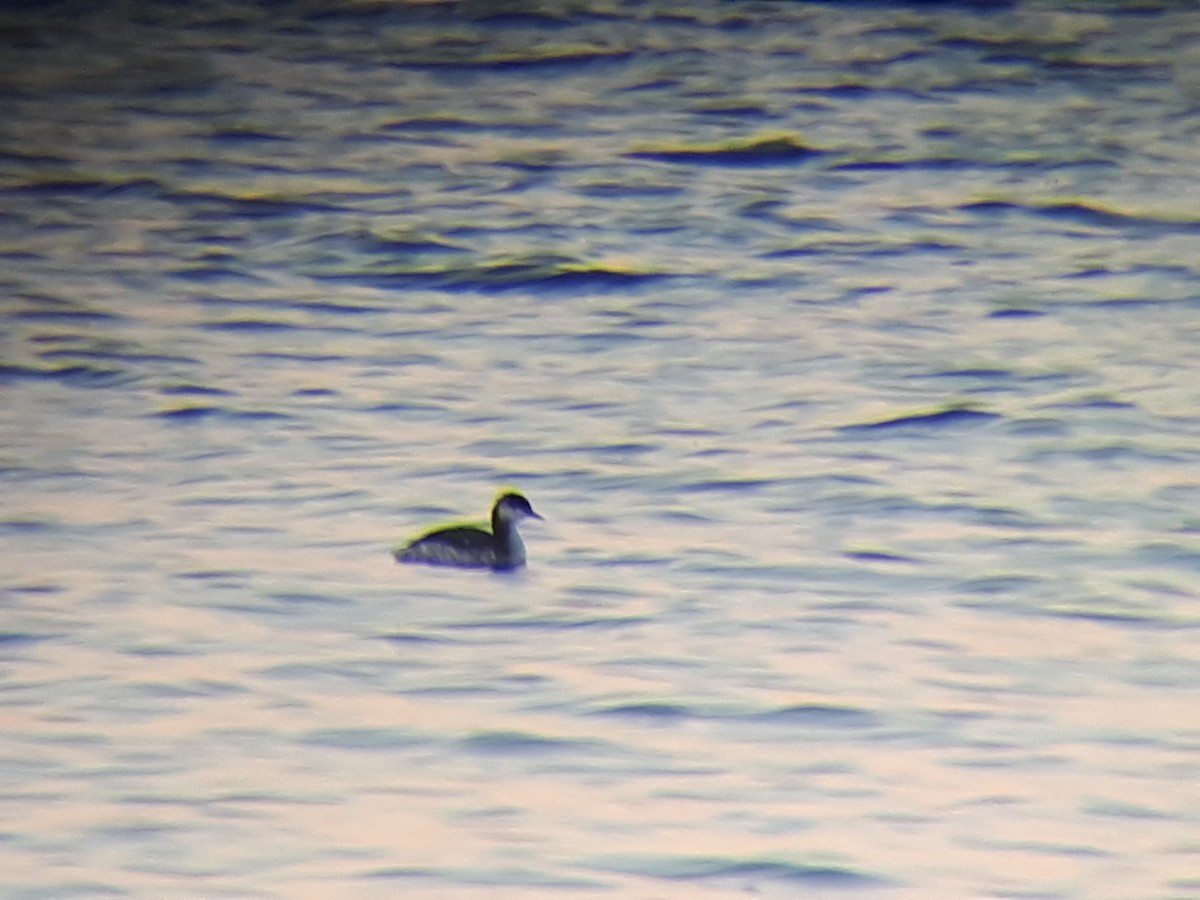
xmin=2 ymin=1 xmax=1198 ymax=897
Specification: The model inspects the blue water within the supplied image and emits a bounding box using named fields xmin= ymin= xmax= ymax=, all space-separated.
xmin=2 ymin=2 xmax=1199 ymax=897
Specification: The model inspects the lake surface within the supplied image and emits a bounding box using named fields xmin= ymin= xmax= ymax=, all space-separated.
xmin=2 ymin=1 xmax=1199 ymax=897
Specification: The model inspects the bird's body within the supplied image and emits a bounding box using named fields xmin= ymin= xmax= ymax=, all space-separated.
xmin=395 ymin=492 xmax=542 ymax=571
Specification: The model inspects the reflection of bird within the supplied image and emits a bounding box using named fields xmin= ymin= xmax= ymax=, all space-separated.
xmin=394 ymin=492 xmax=543 ymax=571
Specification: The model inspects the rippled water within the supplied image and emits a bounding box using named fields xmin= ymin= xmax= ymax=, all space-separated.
xmin=2 ymin=1 xmax=1199 ymax=897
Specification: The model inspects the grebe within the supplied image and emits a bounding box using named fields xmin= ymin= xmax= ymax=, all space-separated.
xmin=394 ymin=492 xmax=542 ymax=570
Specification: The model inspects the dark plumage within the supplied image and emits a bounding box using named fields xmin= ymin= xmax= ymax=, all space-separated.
xmin=394 ymin=492 xmax=542 ymax=570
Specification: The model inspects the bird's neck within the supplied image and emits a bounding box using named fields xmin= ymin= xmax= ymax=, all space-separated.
xmin=492 ymin=514 xmax=525 ymax=562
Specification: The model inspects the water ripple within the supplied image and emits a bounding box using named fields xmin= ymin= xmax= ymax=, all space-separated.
xmin=582 ymin=853 xmax=893 ymax=889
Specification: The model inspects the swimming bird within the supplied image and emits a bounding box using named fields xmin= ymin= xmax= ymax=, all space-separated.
xmin=394 ymin=492 xmax=542 ymax=570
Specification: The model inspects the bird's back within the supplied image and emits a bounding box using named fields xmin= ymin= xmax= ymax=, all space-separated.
xmin=395 ymin=525 xmax=519 ymax=569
